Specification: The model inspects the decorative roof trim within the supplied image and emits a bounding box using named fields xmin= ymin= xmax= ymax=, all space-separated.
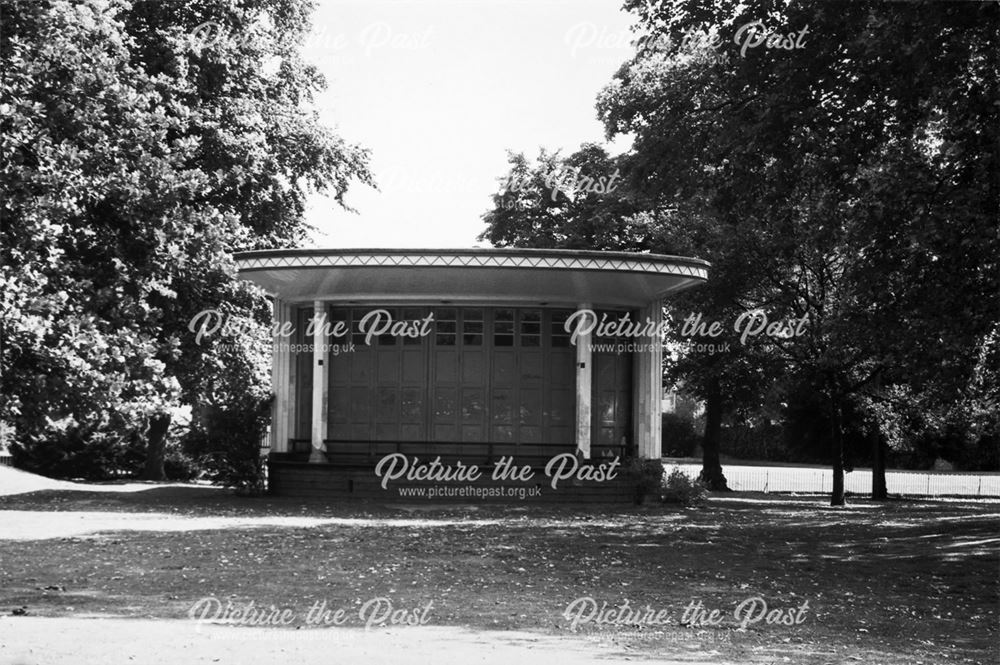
xmin=234 ymin=248 xmax=710 ymax=280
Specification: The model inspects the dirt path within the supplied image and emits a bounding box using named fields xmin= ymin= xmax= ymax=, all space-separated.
xmin=1 ymin=478 xmax=995 ymax=664
xmin=0 ymin=509 xmax=513 ymax=540
xmin=0 ymin=617 xmax=725 ymax=665
xmin=0 ymin=466 xmax=216 ymax=498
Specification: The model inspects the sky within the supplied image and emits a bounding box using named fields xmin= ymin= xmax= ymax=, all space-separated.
xmin=302 ymin=0 xmax=637 ymax=248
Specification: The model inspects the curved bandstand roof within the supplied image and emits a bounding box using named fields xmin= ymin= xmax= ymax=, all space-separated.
xmin=233 ymin=248 xmax=709 ymax=307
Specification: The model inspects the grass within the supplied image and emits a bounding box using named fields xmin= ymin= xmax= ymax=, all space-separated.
xmin=661 ymin=459 xmax=1000 ymax=496
xmin=0 ymin=486 xmax=997 ymax=664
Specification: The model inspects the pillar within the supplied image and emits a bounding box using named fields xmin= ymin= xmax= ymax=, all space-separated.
xmin=309 ymin=300 xmax=329 ymax=463
xmin=634 ymin=301 xmax=664 ymax=459
xmin=575 ymin=304 xmax=594 ymax=459
xmin=270 ymin=298 xmax=291 ymax=453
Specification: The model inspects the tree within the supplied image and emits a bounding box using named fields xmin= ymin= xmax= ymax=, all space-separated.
xmin=596 ymin=0 xmax=999 ymax=503
xmin=1 ymin=0 xmax=371 ymax=480
xmin=480 ymin=1 xmax=998 ymax=503
xmin=480 ymin=149 xmax=773 ymax=490
xmin=480 ymin=145 xmax=639 ymax=251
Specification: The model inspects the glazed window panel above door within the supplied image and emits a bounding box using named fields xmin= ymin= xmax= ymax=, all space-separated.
xmin=402 ymin=307 xmax=425 ymax=346
xmin=463 ymin=308 xmax=484 ymax=346
xmin=434 ymin=308 xmax=457 ymax=346
xmin=520 ymin=309 xmax=541 ymax=347
xmin=493 ymin=309 xmax=514 ymax=347
xmin=350 ymin=308 xmax=368 ymax=347
xmin=550 ymin=310 xmax=571 ymax=348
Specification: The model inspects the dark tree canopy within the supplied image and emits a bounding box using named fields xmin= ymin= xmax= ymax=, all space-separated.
xmin=1 ymin=0 xmax=371 ymax=482
xmin=479 ymin=0 xmax=999 ymax=497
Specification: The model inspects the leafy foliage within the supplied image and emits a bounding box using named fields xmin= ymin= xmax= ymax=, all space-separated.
xmin=659 ymin=467 xmax=709 ymax=507
xmin=186 ymin=395 xmax=272 ymax=495
xmin=624 ymin=457 xmax=666 ymax=503
xmin=479 ymin=1 xmax=1000 ymax=499
xmin=1 ymin=0 xmax=370 ymax=481
xmin=479 ymin=145 xmax=639 ymax=251
xmin=661 ymin=412 xmax=702 ymax=457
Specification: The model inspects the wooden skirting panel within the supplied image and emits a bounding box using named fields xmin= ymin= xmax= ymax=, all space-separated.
xmin=268 ymin=459 xmax=637 ymax=504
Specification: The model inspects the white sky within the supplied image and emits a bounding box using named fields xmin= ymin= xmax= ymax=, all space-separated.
xmin=302 ymin=0 xmax=637 ymax=248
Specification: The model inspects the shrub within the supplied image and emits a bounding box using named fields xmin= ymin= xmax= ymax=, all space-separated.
xmin=11 ymin=423 xmax=144 ymax=480
xmin=625 ymin=457 xmax=665 ymax=504
xmin=659 ymin=467 xmax=709 ymax=507
xmin=163 ymin=439 xmax=201 ymax=481
xmin=185 ymin=395 xmax=272 ymax=494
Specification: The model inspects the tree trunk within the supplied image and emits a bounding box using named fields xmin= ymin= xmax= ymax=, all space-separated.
xmin=871 ymin=428 xmax=888 ymax=500
xmin=142 ymin=413 xmax=171 ymax=481
xmin=699 ymin=380 xmax=730 ymax=491
xmin=869 ymin=370 xmax=887 ymax=500
xmin=830 ymin=398 xmax=845 ymax=506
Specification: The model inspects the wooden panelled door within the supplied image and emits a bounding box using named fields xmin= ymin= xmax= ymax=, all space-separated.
xmin=313 ymin=305 xmax=613 ymax=458
xmin=430 ymin=307 xmax=488 ymax=451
